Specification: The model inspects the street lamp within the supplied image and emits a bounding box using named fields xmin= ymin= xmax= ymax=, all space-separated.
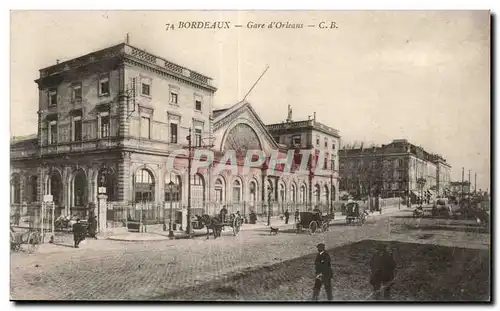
xmin=330 ymin=159 xmax=335 ymax=218
xmin=168 ymin=180 xmax=175 ymax=239
xmin=267 ymin=184 xmax=272 ymax=226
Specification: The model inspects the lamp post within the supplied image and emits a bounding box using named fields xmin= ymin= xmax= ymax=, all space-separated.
xmin=168 ymin=180 xmax=174 ymax=239
xmin=330 ymin=159 xmax=335 ymax=217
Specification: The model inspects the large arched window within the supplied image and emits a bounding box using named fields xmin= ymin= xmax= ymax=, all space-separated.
xmin=300 ymin=184 xmax=306 ymax=203
xmin=215 ymin=177 xmax=225 ymax=202
xmin=29 ymin=176 xmax=38 ymax=203
xmin=232 ymin=179 xmax=242 ymax=202
xmin=223 ymin=123 xmax=262 ymax=156
xmin=11 ymin=174 xmax=21 ymax=204
xmin=46 ymin=171 xmax=63 ymax=206
xmin=190 ymin=173 xmax=205 ymax=208
xmin=165 ymin=173 xmax=182 ymax=202
xmin=73 ymin=170 xmax=87 ymax=207
xmin=290 ymin=183 xmax=296 ymax=203
xmin=249 ymin=180 xmax=257 ymax=202
xmin=279 ymin=182 xmax=285 ymax=202
xmin=315 ymin=184 xmax=321 ymax=204
xmin=324 ymin=184 xmax=329 ymax=204
xmin=135 ymin=169 xmax=155 ymax=202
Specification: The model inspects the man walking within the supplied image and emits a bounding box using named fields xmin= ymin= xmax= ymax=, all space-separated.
xmin=284 ymin=209 xmax=290 ymax=224
xmin=294 ymin=209 xmax=300 ymax=223
xmin=72 ymin=218 xmax=86 ymax=248
xmin=312 ymin=243 xmax=333 ymax=301
xmin=370 ymin=245 xmax=397 ymax=300
xmin=87 ymin=215 xmax=98 ymax=239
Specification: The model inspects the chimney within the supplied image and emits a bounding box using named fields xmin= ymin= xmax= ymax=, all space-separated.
xmin=56 ymin=59 xmax=60 ymax=64
xmin=313 ymin=112 xmax=316 ymax=121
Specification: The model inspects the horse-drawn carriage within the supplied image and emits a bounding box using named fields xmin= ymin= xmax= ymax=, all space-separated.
xmin=296 ymin=211 xmax=331 ymax=234
xmin=197 ymin=212 xmax=242 ymax=239
xmin=345 ymin=202 xmax=368 ymax=225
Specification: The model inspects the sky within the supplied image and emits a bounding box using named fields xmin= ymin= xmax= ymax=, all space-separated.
xmin=10 ymin=10 xmax=490 ymax=190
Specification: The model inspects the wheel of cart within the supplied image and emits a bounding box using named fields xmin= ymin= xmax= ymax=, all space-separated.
xmin=321 ymin=218 xmax=330 ymax=232
xmin=309 ymin=220 xmax=318 ymax=233
xmin=232 ymin=217 xmax=242 ymax=236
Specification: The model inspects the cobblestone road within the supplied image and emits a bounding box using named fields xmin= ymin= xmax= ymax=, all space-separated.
xmin=10 ymin=209 xmax=488 ymax=301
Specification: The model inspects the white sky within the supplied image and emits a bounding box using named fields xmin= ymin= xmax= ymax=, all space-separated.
xmin=9 ymin=10 xmax=490 ymax=190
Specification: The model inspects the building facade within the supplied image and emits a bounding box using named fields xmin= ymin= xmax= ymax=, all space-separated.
xmin=10 ymin=42 xmax=339 ymax=223
xmin=339 ymin=139 xmax=452 ymax=201
xmin=266 ymin=108 xmax=341 ymax=206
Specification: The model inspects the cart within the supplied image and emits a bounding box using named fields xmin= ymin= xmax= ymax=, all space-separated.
xmin=10 ymin=226 xmax=42 ymax=253
xmin=296 ymin=211 xmax=330 ymax=234
xmin=345 ymin=202 xmax=367 ymax=225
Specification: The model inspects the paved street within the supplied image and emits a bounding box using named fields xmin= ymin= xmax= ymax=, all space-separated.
xmin=10 ymin=208 xmax=490 ymax=301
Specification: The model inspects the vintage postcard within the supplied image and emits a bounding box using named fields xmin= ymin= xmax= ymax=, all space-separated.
xmin=9 ymin=10 xmax=491 ymax=302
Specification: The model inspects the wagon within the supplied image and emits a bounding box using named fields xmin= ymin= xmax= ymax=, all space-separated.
xmin=345 ymin=202 xmax=367 ymax=225
xmin=296 ymin=211 xmax=330 ymax=234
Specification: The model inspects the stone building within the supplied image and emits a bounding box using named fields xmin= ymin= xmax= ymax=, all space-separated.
xmin=10 ymin=42 xmax=339 ymax=223
xmin=339 ymin=139 xmax=451 ymax=202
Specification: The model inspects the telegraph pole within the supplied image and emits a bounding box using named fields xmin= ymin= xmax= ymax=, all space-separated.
xmin=461 ymin=167 xmax=464 ymax=200
xmin=468 ymin=170 xmax=471 ymax=196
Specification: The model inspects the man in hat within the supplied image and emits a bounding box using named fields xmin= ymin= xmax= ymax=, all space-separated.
xmin=72 ymin=218 xmax=86 ymax=248
xmin=312 ymin=243 xmax=333 ymax=301
xmin=370 ymin=245 xmax=396 ymax=300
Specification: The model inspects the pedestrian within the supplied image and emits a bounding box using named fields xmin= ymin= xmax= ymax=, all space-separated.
xmin=370 ymin=245 xmax=396 ymax=300
xmin=284 ymin=209 xmax=290 ymax=224
xmin=312 ymin=243 xmax=333 ymax=301
xmin=72 ymin=218 xmax=86 ymax=248
xmin=87 ymin=215 xmax=98 ymax=239
xmin=294 ymin=209 xmax=300 ymax=223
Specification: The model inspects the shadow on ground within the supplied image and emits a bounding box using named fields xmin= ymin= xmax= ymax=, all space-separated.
xmin=402 ymin=224 xmax=490 ymax=234
xmin=156 ymin=239 xmax=490 ymax=301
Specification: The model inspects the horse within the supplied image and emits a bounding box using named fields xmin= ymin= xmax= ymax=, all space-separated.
xmin=199 ymin=214 xmax=223 ymax=239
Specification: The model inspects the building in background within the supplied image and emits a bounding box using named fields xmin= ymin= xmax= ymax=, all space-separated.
xmin=339 ymin=139 xmax=452 ymax=203
xmin=10 ymin=41 xmax=340 ymax=226
xmin=449 ymin=181 xmax=471 ymax=196
xmin=266 ymin=108 xmax=341 ymax=207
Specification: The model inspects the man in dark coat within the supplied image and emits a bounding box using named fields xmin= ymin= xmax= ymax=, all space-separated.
xmin=312 ymin=243 xmax=333 ymax=301
xmin=370 ymin=245 xmax=397 ymax=300
xmin=284 ymin=209 xmax=290 ymax=224
xmin=294 ymin=209 xmax=300 ymax=223
xmin=73 ymin=218 xmax=86 ymax=248
xmin=87 ymin=215 xmax=98 ymax=239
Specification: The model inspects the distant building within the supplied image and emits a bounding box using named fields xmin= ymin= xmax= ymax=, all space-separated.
xmin=339 ymin=139 xmax=452 ymax=202
xmin=266 ymin=109 xmax=341 ymax=205
xmin=449 ymin=181 xmax=471 ymax=196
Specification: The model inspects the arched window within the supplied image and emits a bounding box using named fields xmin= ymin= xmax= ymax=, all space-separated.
xmin=279 ymin=183 xmax=285 ymax=202
xmin=290 ymin=183 xmax=296 ymax=203
xmin=324 ymin=184 xmax=329 ymax=204
xmin=232 ymin=179 xmax=242 ymax=202
xmin=190 ymin=173 xmax=205 ymax=208
xmin=215 ymin=177 xmax=225 ymax=202
xmin=135 ymin=169 xmax=155 ymax=202
xmin=300 ymin=184 xmax=306 ymax=203
xmin=249 ymin=180 xmax=257 ymax=202
xmin=165 ymin=173 xmax=182 ymax=203
xmin=73 ymin=170 xmax=87 ymax=207
xmin=46 ymin=171 xmax=63 ymax=206
xmin=315 ymin=184 xmax=321 ymax=203
xmin=11 ymin=174 xmax=21 ymax=204
xmin=29 ymin=176 xmax=38 ymax=203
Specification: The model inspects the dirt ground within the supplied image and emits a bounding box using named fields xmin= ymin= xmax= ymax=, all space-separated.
xmin=162 ymin=239 xmax=490 ymax=301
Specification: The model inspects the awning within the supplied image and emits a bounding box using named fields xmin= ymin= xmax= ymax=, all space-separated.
xmin=428 ymin=190 xmax=436 ymax=197
xmin=410 ymin=190 xmax=420 ymax=197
